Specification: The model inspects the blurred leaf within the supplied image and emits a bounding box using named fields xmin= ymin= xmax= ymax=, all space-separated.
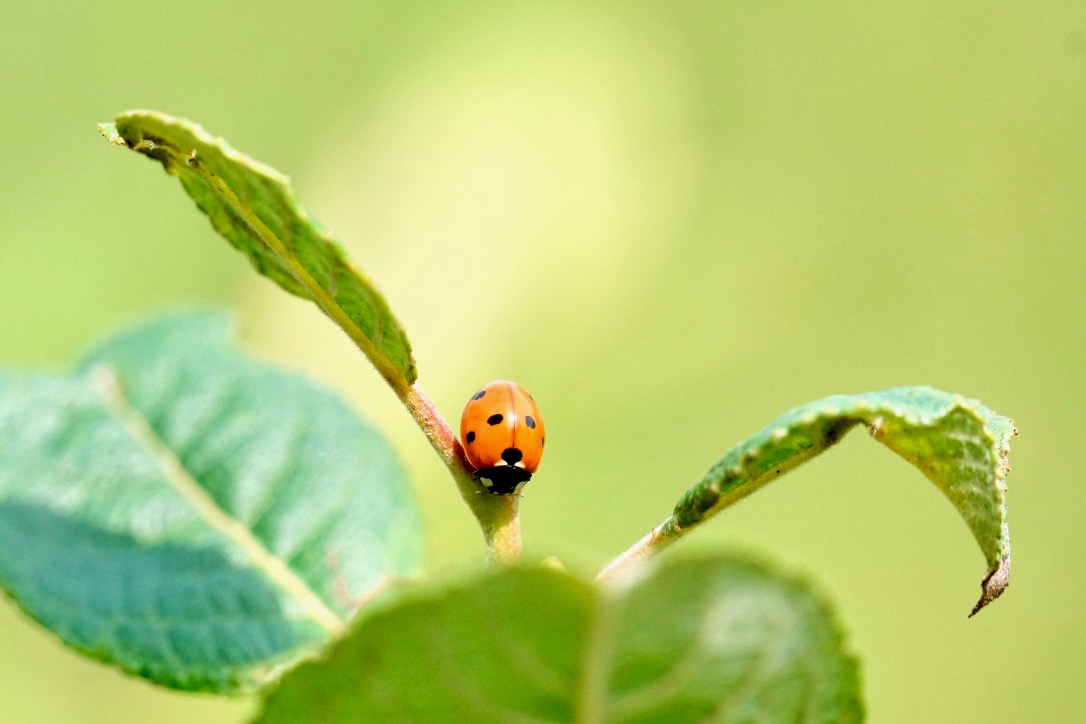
xmin=666 ymin=386 xmax=1014 ymax=615
xmin=256 ymin=556 xmax=862 ymax=723
xmin=99 ymin=111 xmax=417 ymax=388
xmin=0 ymin=312 xmax=420 ymax=692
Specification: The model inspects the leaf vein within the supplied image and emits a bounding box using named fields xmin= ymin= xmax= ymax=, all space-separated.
xmin=90 ymin=366 xmax=346 ymax=636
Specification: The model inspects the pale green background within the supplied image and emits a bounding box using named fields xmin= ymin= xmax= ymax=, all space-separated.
xmin=1 ymin=2 xmax=1082 ymax=721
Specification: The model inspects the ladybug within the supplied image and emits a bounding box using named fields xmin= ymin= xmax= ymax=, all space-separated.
xmin=460 ymin=380 xmax=545 ymax=494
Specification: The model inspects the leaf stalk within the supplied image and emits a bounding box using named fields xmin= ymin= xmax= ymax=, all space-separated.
xmin=596 ymin=519 xmax=677 ymax=584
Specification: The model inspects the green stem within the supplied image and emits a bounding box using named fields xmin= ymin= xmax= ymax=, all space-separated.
xmin=401 ymin=385 xmax=521 ymax=564
xmin=596 ymin=517 xmax=680 ymax=584
xmin=479 ymin=496 xmax=522 ymax=565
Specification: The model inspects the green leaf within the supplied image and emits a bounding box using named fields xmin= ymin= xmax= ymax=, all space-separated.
xmin=664 ymin=386 xmax=1015 ymax=615
xmin=256 ymin=555 xmax=862 ymax=723
xmin=0 ymin=312 xmax=421 ymax=692
xmin=99 ymin=111 xmax=417 ymax=388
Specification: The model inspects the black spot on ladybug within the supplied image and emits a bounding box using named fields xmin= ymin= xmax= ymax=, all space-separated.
xmin=487 ymin=413 xmax=504 ymax=426
xmin=525 ymin=415 xmax=536 ymax=429
xmin=501 ymin=447 xmax=523 ymax=465
xmin=466 ymin=431 xmax=476 ymax=444
xmin=472 ymin=390 xmax=486 ymax=400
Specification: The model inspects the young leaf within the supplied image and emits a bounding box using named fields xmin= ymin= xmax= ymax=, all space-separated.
xmin=601 ymin=387 xmax=1015 ymax=616
xmin=100 ymin=112 xmax=520 ymax=564
xmin=99 ymin=112 xmax=417 ymax=389
xmin=0 ymin=312 xmax=421 ymax=693
xmin=256 ymin=556 xmax=862 ymax=723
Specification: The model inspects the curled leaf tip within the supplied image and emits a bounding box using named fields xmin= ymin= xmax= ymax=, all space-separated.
xmin=97 ymin=122 xmax=125 ymax=145
xmin=970 ymin=555 xmax=1010 ymax=617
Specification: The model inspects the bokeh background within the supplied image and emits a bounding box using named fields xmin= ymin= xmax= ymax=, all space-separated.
xmin=2 ymin=1 xmax=1083 ymax=721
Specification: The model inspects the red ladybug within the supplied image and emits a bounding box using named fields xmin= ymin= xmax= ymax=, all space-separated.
xmin=460 ymin=380 xmax=545 ymax=494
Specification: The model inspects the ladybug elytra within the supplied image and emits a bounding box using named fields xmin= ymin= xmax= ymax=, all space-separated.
xmin=460 ymin=380 xmax=544 ymax=494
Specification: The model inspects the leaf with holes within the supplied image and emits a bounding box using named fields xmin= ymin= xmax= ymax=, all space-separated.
xmin=256 ymin=555 xmax=862 ymax=723
xmin=0 ymin=312 xmax=420 ymax=693
xmin=99 ymin=111 xmax=417 ymax=388
xmin=618 ymin=387 xmax=1015 ymax=615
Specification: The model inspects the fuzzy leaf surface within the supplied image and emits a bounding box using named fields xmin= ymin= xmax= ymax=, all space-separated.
xmin=0 ymin=312 xmax=420 ymax=692
xmin=257 ymin=556 xmax=862 ymax=723
xmin=100 ymin=111 xmax=416 ymax=387
xmin=667 ymin=386 xmax=1015 ymax=614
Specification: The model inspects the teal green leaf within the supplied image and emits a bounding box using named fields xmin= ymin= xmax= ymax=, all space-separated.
xmin=256 ymin=555 xmax=862 ymax=723
xmin=99 ymin=111 xmax=417 ymax=388
xmin=0 ymin=312 xmax=421 ymax=692
xmin=663 ymin=386 xmax=1015 ymax=615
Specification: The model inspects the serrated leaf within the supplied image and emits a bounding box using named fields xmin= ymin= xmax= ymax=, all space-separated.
xmin=0 ymin=312 xmax=421 ymax=692
xmin=256 ymin=556 xmax=862 ymax=723
xmin=99 ymin=111 xmax=417 ymax=388
xmin=662 ymin=386 xmax=1015 ymax=615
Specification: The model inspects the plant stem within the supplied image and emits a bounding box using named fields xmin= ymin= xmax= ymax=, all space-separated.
xmin=596 ymin=517 xmax=681 ymax=584
xmin=401 ymin=385 xmax=522 ymax=564
xmin=480 ymin=496 xmax=522 ymax=565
